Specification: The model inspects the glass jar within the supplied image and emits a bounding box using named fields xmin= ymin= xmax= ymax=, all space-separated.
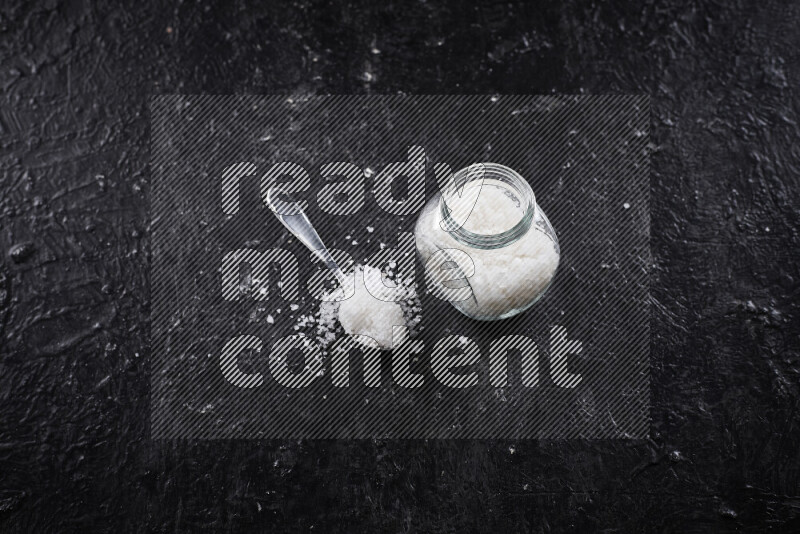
xmin=414 ymin=163 xmax=559 ymax=321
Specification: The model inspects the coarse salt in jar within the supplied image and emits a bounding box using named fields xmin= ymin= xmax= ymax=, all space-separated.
xmin=414 ymin=163 xmax=560 ymax=321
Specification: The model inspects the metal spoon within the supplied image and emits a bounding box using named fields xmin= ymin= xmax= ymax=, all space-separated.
xmin=265 ymin=187 xmax=349 ymax=289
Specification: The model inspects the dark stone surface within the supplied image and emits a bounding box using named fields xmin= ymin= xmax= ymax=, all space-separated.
xmin=0 ymin=0 xmax=798 ymax=531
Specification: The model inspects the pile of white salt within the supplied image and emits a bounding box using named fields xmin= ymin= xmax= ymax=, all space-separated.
xmin=294 ymin=264 xmax=420 ymax=350
xmin=336 ymin=265 xmax=409 ymax=349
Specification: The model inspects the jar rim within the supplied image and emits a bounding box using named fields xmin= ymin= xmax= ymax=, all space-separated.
xmin=439 ymin=163 xmax=536 ymax=249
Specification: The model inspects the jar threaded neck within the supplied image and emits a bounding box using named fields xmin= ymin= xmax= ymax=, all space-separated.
xmin=439 ymin=163 xmax=535 ymax=249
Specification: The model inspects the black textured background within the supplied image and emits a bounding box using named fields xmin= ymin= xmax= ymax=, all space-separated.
xmin=0 ymin=0 xmax=798 ymax=531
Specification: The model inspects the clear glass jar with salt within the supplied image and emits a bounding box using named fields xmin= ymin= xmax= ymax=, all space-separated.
xmin=414 ymin=163 xmax=560 ymax=321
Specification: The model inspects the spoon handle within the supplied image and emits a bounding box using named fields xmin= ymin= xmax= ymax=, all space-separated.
xmin=265 ymin=188 xmax=349 ymax=288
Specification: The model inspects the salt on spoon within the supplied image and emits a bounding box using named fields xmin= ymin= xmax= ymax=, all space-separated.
xmin=266 ymin=187 xmax=407 ymax=349
xmin=337 ymin=264 xmax=408 ymax=349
